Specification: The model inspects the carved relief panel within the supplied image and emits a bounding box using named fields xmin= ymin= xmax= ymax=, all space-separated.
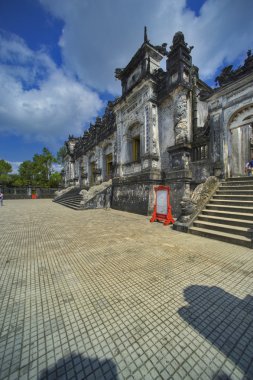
xmin=174 ymin=93 xmax=189 ymax=145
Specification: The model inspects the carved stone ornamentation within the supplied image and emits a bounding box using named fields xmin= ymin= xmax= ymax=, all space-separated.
xmin=174 ymin=94 xmax=188 ymax=144
xmin=175 ymin=176 xmax=219 ymax=226
xmin=151 ymin=105 xmax=158 ymax=154
xmin=177 ymin=197 xmax=196 ymax=223
xmin=144 ymin=105 xmax=150 ymax=153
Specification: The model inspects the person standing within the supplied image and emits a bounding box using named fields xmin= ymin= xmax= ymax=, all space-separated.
xmin=0 ymin=192 xmax=3 ymax=206
xmin=249 ymin=158 xmax=253 ymax=176
xmin=245 ymin=161 xmax=250 ymax=176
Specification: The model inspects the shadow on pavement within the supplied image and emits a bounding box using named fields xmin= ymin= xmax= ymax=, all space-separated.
xmin=38 ymin=352 xmax=118 ymax=380
xmin=179 ymin=285 xmax=253 ymax=378
xmin=212 ymin=371 xmax=232 ymax=380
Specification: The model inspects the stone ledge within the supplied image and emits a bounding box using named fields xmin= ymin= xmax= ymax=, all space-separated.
xmin=165 ymin=169 xmax=192 ymax=181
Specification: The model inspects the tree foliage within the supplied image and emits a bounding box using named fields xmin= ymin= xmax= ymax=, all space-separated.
xmin=32 ymin=148 xmax=57 ymax=186
xmin=0 ymin=148 xmax=62 ymax=188
xmin=0 ymin=160 xmax=12 ymax=186
xmin=17 ymin=148 xmax=60 ymax=187
xmin=0 ymin=159 xmax=12 ymax=174
xmin=57 ymin=145 xmax=68 ymax=165
xmin=49 ymin=172 xmax=62 ymax=188
xmin=18 ymin=160 xmax=35 ymax=185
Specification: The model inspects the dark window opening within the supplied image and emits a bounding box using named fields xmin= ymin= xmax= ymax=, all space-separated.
xmin=192 ymin=145 xmax=208 ymax=162
xmin=106 ymin=153 xmax=113 ymax=177
xmin=132 ymin=136 xmax=140 ymax=161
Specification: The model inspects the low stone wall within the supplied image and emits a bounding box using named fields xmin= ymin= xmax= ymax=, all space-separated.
xmin=112 ymin=183 xmax=150 ymax=215
xmin=82 ymin=186 xmax=112 ymax=209
xmin=112 ymin=174 xmax=162 ymax=215
xmin=1 ymin=187 xmax=59 ymax=199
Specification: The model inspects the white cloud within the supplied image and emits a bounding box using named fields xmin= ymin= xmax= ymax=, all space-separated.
xmin=40 ymin=0 xmax=253 ymax=92
xmin=52 ymin=163 xmax=63 ymax=173
xmin=0 ymin=31 xmax=103 ymax=145
xmin=7 ymin=161 xmax=22 ymax=174
xmin=2 ymin=0 xmax=253 ymax=152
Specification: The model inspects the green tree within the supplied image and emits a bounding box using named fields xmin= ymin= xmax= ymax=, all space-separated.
xmin=18 ymin=148 xmax=57 ymax=187
xmin=18 ymin=160 xmax=35 ymax=185
xmin=49 ymin=172 xmax=62 ymax=188
xmin=57 ymin=145 xmax=67 ymax=165
xmin=0 ymin=159 xmax=12 ymax=174
xmin=9 ymin=174 xmax=24 ymax=187
xmin=32 ymin=148 xmax=56 ymax=186
xmin=0 ymin=160 xmax=12 ymax=185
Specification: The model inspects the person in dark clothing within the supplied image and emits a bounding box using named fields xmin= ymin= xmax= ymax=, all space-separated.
xmin=249 ymin=159 xmax=253 ymax=176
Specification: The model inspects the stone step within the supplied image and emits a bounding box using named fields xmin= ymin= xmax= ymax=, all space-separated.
xmin=189 ymin=227 xmax=252 ymax=248
xmin=220 ymin=184 xmax=253 ymax=190
xmin=54 ymin=193 xmax=82 ymax=199
xmin=198 ymin=214 xmax=253 ymax=228
xmin=220 ymin=180 xmax=253 ymax=187
xmin=209 ymin=199 xmax=253 ymax=207
xmin=226 ymin=176 xmax=253 ymax=182
xmin=217 ymin=189 xmax=253 ymax=195
xmin=57 ymin=199 xmax=81 ymax=204
xmin=56 ymin=198 xmax=82 ymax=204
xmin=54 ymin=188 xmax=81 ymax=201
xmin=193 ymin=220 xmax=252 ymax=237
xmin=55 ymin=201 xmax=81 ymax=210
xmin=55 ymin=197 xmax=82 ymax=204
xmin=187 ymin=176 xmax=253 ymax=248
xmin=205 ymin=204 xmax=253 ymax=213
xmin=202 ymin=209 xmax=253 ymax=220
xmin=54 ymin=196 xmax=83 ymax=203
xmin=213 ymin=194 xmax=253 ymax=200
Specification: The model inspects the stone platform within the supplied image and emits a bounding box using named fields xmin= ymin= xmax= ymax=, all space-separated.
xmin=0 ymin=200 xmax=253 ymax=380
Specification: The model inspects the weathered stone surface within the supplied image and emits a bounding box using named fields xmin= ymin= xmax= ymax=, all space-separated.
xmin=174 ymin=93 xmax=188 ymax=145
xmin=55 ymin=186 xmax=75 ymax=198
xmin=174 ymin=176 xmax=219 ymax=230
xmin=112 ymin=182 xmax=153 ymax=215
xmin=82 ymin=186 xmax=112 ymax=209
xmin=80 ymin=180 xmax=112 ymax=209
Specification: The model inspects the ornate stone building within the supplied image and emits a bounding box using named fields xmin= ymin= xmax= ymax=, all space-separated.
xmin=63 ymin=30 xmax=253 ymax=217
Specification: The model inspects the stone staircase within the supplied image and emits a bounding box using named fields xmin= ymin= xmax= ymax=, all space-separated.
xmin=189 ymin=177 xmax=253 ymax=248
xmin=53 ymin=187 xmax=83 ymax=210
xmin=53 ymin=180 xmax=112 ymax=210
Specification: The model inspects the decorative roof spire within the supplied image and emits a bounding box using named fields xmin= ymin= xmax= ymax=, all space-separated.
xmin=144 ymin=26 xmax=148 ymax=43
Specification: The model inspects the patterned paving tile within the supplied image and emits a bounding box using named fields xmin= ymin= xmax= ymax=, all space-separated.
xmin=0 ymin=200 xmax=253 ymax=379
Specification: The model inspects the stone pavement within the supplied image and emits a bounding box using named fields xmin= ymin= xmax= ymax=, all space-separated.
xmin=0 ymin=200 xmax=253 ymax=380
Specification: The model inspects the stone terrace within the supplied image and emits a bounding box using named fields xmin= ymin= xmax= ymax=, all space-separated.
xmin=0 ymin=200 xmax=253 ymax=380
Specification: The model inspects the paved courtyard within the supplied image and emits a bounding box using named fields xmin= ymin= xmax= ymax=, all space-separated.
xmin=0 ymin=200 xmax=253 ymax=380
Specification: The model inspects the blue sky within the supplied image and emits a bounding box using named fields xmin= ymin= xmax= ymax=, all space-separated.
xmin=0 ymin=0 xmax=252 ymax=172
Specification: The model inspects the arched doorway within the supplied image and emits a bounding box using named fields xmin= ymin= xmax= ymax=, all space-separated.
xmin=228 ymin=105 xmax=253 ymax=177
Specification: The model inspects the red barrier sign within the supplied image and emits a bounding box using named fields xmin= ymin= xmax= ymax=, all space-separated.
xmin=150 ymin=185 xmax=175 ymax=225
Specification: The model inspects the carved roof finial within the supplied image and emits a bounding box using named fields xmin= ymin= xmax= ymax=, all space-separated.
xmin=173 ymin=31 xmax=185 ymax=45
xmin=144 ymin=26 xmax=148 ymax=43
